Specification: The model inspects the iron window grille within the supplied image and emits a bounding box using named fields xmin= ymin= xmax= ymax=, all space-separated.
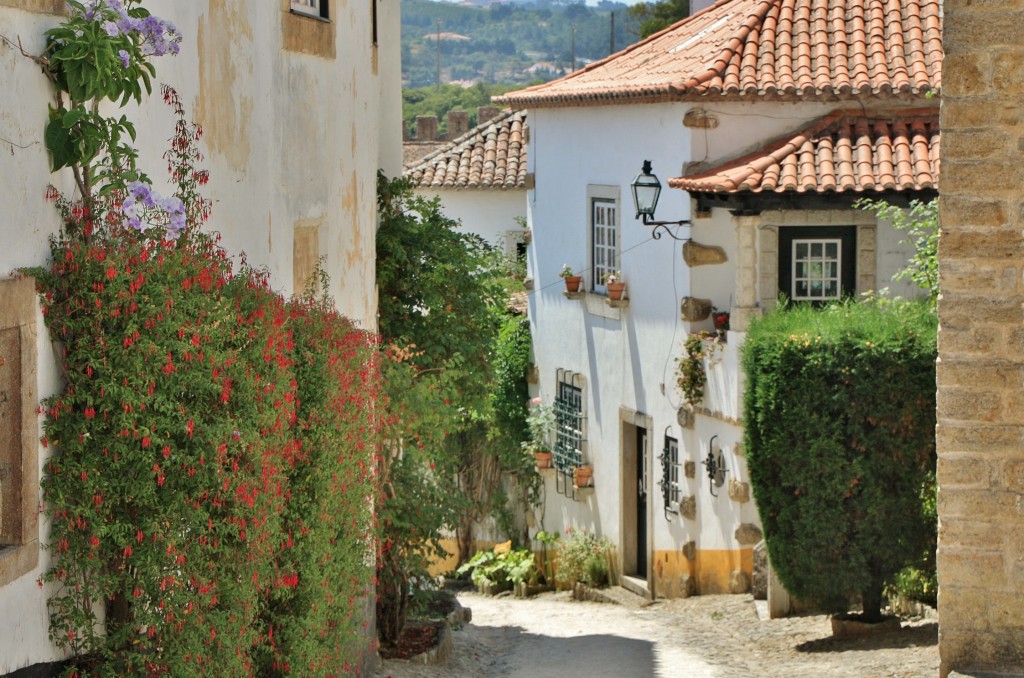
xmin=659 ymin=432 xmax=682 ymax=519
xmin=553 ymin=380 xmax=584 ymax=473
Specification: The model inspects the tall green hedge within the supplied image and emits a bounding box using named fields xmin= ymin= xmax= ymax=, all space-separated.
xmin=742 ymin=301 xmax=937 ymax=620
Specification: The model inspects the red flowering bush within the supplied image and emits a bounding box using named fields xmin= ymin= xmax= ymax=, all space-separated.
xmin=32 ymin=88 xmax=378 ymax=677
xmin=35 ymin=222 xmax=378 ymax=675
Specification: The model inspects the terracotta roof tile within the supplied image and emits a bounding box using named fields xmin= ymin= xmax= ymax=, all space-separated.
xmin=669 ymin=108 xmax=939 ymax=193
xmin=404 ymin=110 xmax=528 ymax=190
xmin=496 ymin=0 xmax=941 ymax=107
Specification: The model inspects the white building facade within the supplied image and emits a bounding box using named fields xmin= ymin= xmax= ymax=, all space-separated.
xmin=499 ymin=0 xmax=941 ymax=598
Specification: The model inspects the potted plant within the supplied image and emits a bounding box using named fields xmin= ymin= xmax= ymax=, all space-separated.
xmin=560 ymin=264 xmax=582 ymax=293
xmin=523 ymin=397 xmax=555 ymax=469
xmin=712 ymin=308 xmax=730 ymax=335
xmin=604 ymin=271 xmax=626 ymax=301
xmin=573 ymin=464 xmax=593 ymax=488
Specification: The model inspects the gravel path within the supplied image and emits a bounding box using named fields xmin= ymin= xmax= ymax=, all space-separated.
xmin=376 ymin=590 xmax=939 ymax=678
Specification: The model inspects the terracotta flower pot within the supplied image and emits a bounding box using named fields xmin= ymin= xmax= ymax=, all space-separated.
xmin=564 ymin=275 xmax=582 ymax=293
xmin=534 ymin=451 xmax=553 ymax=469
xmin=606 ymin=281 xmax=626 ymax=301
xmin=573 ymin=465 xmax=593 ymax=488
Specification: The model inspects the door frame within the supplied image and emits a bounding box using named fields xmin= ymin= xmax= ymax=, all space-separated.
xmin=619 ymin=407 xmax=654 ymax=594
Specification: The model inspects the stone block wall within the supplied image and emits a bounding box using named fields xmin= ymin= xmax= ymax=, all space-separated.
xmin=938 ymin=3 xmax=1024 ymax=675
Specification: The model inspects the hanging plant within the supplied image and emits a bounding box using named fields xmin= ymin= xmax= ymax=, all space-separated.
xmin=676 ymin=331 xmax=721 ymax=406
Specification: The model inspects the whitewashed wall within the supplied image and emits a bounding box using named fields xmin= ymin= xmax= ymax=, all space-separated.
xmin=414 ymin=188 xmax=526 ymax=253
xmin=525 ymin=98 xmax=926 ymax=594
xmin=0 ymin=2 xmax=392 ymax=671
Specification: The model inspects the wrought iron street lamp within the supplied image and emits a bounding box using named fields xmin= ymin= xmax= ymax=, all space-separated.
xmin=631 ymin=160 xmax=692 ymax=241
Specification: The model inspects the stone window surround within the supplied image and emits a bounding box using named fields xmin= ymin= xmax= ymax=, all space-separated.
xmin=0 ymin=277 xmax=40 ymax=587
xmin=756 ymin=209 xmax=877 ymax=312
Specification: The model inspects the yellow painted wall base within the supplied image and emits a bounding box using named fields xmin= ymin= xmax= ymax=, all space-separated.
xmin=428 ymin=538 xmax=500 ymax=577
xmin=653 ymin=548 xmax=753 ymax=597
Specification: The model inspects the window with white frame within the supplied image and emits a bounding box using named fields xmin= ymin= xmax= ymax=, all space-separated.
xmin=778 ymin=226 xmax=855 ymax=304
xmin=291 ymin=0 xmax=328 ymax=19
xmin=590 ymin=195 xmax=618 ymax=295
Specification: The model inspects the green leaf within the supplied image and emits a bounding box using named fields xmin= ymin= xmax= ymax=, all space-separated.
xmin=45 ymin=112 xmax=75 ymax=171
xmin=61 ymin=106 xmax=87 ymax=129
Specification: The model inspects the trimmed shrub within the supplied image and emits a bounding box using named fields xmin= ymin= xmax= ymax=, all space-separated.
xmin=742 ymin=301 xmax=936 ymax=620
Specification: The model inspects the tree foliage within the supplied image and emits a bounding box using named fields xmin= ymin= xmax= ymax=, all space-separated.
xmin=402 ymin=0 xmax=636 ymax=88
xmin=855 ymin=198 xmax=939 ymax=304
xmin=742 ymin=301 xmax=937 ymax=621
xmin=627 ymin=0 xmax=690 ymax=40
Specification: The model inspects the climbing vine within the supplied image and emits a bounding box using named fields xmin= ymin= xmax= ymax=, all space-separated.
xmin=676 ymin=332 xmax=721 ymax=406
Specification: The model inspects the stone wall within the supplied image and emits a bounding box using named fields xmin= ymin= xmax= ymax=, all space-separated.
xmin=938 ymin=4 xmax=1024 ymax=675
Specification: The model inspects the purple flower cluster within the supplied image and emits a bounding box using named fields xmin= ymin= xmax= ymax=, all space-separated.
xmin=122 ymin=181 xmax=186 ymax=239
xmin=75 ymin=0 xmax=181 ymax=57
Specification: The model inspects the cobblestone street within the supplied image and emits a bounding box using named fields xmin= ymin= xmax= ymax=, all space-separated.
xmin=377 ymin=590 xmax=938 ymax=678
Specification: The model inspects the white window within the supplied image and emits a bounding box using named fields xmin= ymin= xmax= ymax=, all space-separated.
xmin=778 ymin=226 xmax=855 ymax=304
xmin=291 ymin=0 xmax=326 ymax=18
xmin=792 ymin=239 xmax=842 ymax=301
xmin=591 ymin=197 xmax=618 ymax=294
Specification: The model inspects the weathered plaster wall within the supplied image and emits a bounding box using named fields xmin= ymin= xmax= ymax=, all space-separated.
xmin=0 ymin=1 xmax=390 ymax=671
xmin=937 ymin=2 xmax=1024 ymax=674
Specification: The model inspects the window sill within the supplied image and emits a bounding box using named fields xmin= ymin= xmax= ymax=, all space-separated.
xmin=289 ymin=8 xmax=331 ymax=23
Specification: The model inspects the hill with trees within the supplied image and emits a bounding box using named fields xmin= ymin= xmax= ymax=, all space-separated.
xmin=402 ymin=0 xmax=639 ymax=88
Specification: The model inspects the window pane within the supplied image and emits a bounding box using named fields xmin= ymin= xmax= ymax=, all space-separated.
xmin=796 ymin=281 xmax=808 ymax=297
xmin=796 ymin=243 xmax=808 ymax=258
xmin=826 ymin=242 xmax=838 ymax=258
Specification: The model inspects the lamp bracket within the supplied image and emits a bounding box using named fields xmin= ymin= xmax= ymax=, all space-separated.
xmin=640 ymin=214 xmax=692 ymax=241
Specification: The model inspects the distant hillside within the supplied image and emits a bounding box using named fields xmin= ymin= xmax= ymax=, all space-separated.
xmin=402 ymin=0 xmax=640 ymax=88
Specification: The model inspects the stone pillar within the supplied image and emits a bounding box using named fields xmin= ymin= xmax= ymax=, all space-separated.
xmin=415 ymin=115 xmax=438 ymax=141
xmin=447 ymin=110 xmax=469 ymax=139
xmin=477 ymin=106 xmax=500 ymax=125
xmin=731 ymin=214 xmax=762 ymax=331
xmin=938 ymin=5 xmax=1024 ymax=674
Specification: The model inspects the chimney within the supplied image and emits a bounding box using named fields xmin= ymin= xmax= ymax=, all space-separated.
xmin=447 ymin=110 xmax=469 ymax=139
xmin=477 ymin=106 xmax=500 ymax=125
xmin=416 ymin=116 xmax=438 ymax=141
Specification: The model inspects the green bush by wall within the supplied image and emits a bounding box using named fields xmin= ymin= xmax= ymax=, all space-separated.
xmin=742 ymin=301 xmax=937 ymax=620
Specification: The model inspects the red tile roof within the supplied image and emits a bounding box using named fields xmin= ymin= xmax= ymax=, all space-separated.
xmin=404 ymin=110 xmax=528 ymax=190
xmin=669 ymin=109 xmax=939 ymax=193
xmin=497 ymin=0 xmax=942 ymax=107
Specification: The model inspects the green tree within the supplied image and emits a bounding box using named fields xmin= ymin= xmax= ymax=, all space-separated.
xmin=855 ymin=198 xmax=939 ymax=304
xmin=627 ymin=0 xmax=689 ymax=39
xmin=374 ymin=175 xmax=512 ymax=644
